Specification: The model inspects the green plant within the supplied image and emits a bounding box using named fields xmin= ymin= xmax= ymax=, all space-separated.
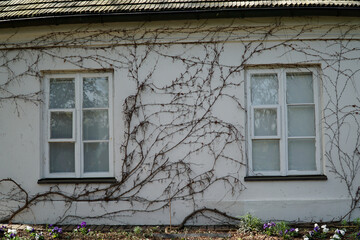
xmin=282 ymin=228 xmax=300 ymax=240
xmin=353 ymin=217 xmax=360 ymax=227
xmin=341 ymin=219 xmax=348 ymax=226
xmin=275 ymin=221 xmax=289 ymax=233
xmin=351 ymin=230 xmax=360 ymax=240
xmin=143 ymin=226 xmax=159 ymax=237
xmin=0 ymin=225 xmax=7 ymax=238
xmin=329 ymin=229 xmax=346 ymax=240
xmin=4 ymin=228 xmax=17 ymax=239
xmin=133 ymin=226 xmax=142 ymax=235
xmin=263 ymin=221 xmax=300 ymax=239
xmin=238 ymin=213 xmax=263 ymax=232
xmin=25 ymin=226 xmax=44 ymax=240
xmin=304 ymin=224 xmax=329 ymax=240
xmin=263 ymin=222 xmax=277 ymax=236
xmin=275 ymin=222 xmax=299 ymax=240
xmin=73 ymin=222 xmax=91 ymax=235
xmin=46 ymin=225 xmax=63 ymax=239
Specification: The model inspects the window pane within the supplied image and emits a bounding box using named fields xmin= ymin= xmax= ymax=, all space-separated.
xmin=50 ymin=78 xmax=75 ymax=109
xmin=288 ymin=106 xmax=315 ymax=136
xmin=50 ymin=112 xmax=72 ymax=139
xmin=84 ymin=142 xmax=109 ymax=172
xmin=83 ymin=77 xmax=109 ymax=108
xmin=251 ymin=74 xmax=278 ymax=105
xmin=288 ymin=139 xmax=316 ymax=171
xmin=254 ymin=108 xmax=277 ymax=136
xmin=49 ymin=142 xmax=75 ymax=173
xmin=83 ymin=110 xmax=109 ymax=140
xmin=287 ymin=73 xmax=314 ymax=104
xmin=252 ymin=140 xmax=280 ymax=171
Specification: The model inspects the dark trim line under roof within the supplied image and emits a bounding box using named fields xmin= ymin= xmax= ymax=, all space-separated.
xmin=0 ymin=1 xmax=360 ymax=28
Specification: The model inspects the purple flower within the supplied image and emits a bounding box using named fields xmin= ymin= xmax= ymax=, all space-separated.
xmin=279 ymin=230 xmax=283 ymax=235
xmin=54 ymin=226 xmax=59 ymax=231
xmin=88 ymin=228 xmax=91 ymax=232
xmin=285 ymin=229 xmax=288 ymax=234
xmin=81 ymin=221 xmax=86 ymax=228
xmin=263 ymin=222 xmax=276 ymax=229
xmin=49 ymin=224 xmax=53 ymax=227
xmin=289 ymin=228 xmax=295 ymax=232
xmin=314 ymin=226 xmax=320 ymax=232
xmin=9 ymin=233 xmax=16 ymax=238
xmin=77 ymin=226 xmax=80 ymax=229
xmin=309 ymin=231 xmax=314 ymax=236
xmin=58 ymin=228 xmax=62 ymax=233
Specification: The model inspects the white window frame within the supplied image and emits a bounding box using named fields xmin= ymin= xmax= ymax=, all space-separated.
xmin=246 ymin=68 xmax=322 ymax=176
xmin=43 ymin=72 xmax=114 ymax=178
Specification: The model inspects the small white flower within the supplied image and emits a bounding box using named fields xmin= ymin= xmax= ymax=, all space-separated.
xmin=314 ymin=223 xmax=319 ymax=228
xmin=332 ymin=233 xmax=341 ymax=239
xmin=295 ymin=228 xmax=299 ymax=232
xmin=26 ymin=226 xmax=33 ymax=231
xmin=304 ymin=237 xmax=309 ymax=240
xmin=323 ymin=227 xmax=329 ymax=233
xmin=7 ymin=229 xmax=17 ymax=234
xmin=321 ymin=224 xmax=327 ymax=229
xmin=339 ymin=230 xmax=345 ymax=236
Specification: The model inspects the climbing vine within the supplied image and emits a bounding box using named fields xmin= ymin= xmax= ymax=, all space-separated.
xmin=0 ymin=17 xmax=359 ymax=225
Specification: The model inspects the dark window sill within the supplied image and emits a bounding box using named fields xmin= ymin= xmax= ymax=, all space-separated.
xmin=244 ymin=174 xmax=327 ymax=181
xmin=38 ymin=177 xmax=117 ymax=184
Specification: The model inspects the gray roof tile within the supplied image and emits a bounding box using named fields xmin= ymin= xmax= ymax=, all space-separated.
xmin=0 ymin=0 xmax=359 ymax=20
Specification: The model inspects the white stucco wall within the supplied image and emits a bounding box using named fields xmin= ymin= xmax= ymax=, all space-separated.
xmin=0 ymin=16 xmax=359 ymax=225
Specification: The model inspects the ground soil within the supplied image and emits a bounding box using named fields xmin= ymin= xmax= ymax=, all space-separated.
xmin=1 ymin=224 xmax=359 ymax=239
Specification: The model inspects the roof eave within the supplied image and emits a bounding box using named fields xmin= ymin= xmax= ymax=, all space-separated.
xmin=0 ymin=7 xmax=359 ymax=28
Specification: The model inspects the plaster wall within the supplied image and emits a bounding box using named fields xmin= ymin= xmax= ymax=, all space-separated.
xmin=0 ymin=16 xmax=359 ymax=224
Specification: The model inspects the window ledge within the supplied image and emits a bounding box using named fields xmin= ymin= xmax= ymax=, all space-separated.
xmin=244 ymin=175 xmax=327 ymax=182
xmin=38 ymin=177 xmax=117 ymax=184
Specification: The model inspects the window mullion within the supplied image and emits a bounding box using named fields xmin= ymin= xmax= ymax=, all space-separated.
xmin=314 ymin=70 xmax=321 ymax=174
xmin=75 ymin=73 xmax=82 ymax=178
xmin=108 ymin=73 xmax=114 ymax=177
xmin=247 ymin=76 xmax=254 ymax=175
xmin=279 ymin=70 xmax=287 ymax=176
xmin=45 ymin=77 xmax=51 ymax=177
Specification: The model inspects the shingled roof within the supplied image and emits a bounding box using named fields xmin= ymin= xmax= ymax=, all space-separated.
xmin=1 ymin=0 xmax=360 ymax=27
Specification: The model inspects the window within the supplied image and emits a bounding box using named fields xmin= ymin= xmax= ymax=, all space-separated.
xmin=246 ymin=68 xmax=321 ymax=176
xmin=43 ymin=73 xmax=113 ymax=178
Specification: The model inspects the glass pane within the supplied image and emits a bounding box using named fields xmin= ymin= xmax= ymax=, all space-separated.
xmin=252 ymin=140 xmax=280 ymax=171
xmin=49 ymin=142 xmax=75 ymax=173
xmin=84 ymin=142 xmax=109 ymax=172
xmin=287 ymin=73 xmax=314 ymax=104
xmin=83 ymin=110 xmax=109 ymax=140
xmin=288 ymin=139 xmax=316 ymax=171
xmin=50 ymin=112 xmax=72 ymax=139
xmin=83 ymin=77 xmax=109 ymax=108
xmin=254 ymin=108 xmax=277 ymax=136
xmin=251 ymin=74 xmax=278 ymax=105
xmin=288 ymin=106 xmax=315 ymax=136
xmin=50 ymin=78 xmax=75 ymax=109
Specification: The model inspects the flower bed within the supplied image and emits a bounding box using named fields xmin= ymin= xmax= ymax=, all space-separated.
xmin=0 ymin=217 xmax=359 ymax=240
